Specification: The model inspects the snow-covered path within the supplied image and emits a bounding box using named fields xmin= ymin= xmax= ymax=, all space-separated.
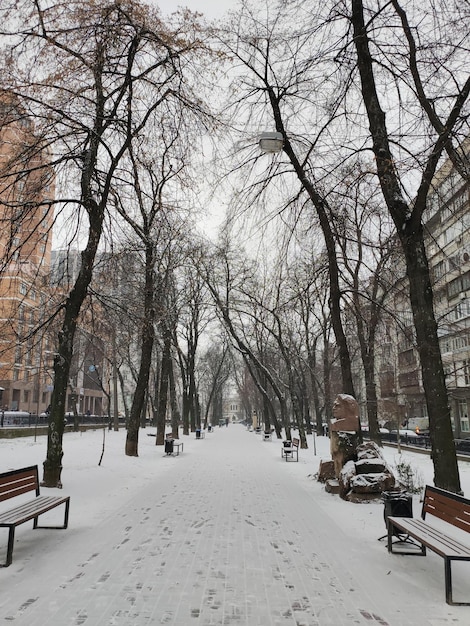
xmin=1 ymin=425 xmax=470 ymax=625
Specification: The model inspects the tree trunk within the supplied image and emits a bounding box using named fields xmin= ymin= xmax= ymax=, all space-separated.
xmin=402 ymin=229 xmax=459 ymax=490
xmin=125 ymin=250 xmax=156 ymax=457
xmin=43 ymin=202 xmax=104 ymax=487
xmin=155 ymin=330 xmax=171 ymax=445
xmin=169 ymin=357 xmax=181 ymax=439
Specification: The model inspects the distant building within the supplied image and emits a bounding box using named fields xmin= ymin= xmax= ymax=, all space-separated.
xmin=0 ymin=95 xmax=107 ymax=417
xmin=0 ymin=95 xmax=55 ymax=414
xmin=222 ymin=394 xmax=245 ymax=424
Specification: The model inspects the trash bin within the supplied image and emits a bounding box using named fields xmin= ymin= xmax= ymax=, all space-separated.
xmin=196 ymin=429 xmax=201 ymax=439
xmin=208 ymin=425 xmax=212 ymax=433
xmin=383 ymin=490 xmax=413 ymax=536
xmin=165 ymin=438 xmax=174 ymax=454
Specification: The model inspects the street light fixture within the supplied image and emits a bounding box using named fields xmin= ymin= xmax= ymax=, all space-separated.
xmin=259 ymin=131 xmax=283 ymax=154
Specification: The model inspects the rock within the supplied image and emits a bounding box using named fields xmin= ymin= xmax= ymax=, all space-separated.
xmin=345 ymin=491 xmax=383 ymax=503
xmin=339 ymin=460 xmax=356 ymax=499
xmin=325 ymin=479 xmax=340 ymax=494
xmin=350 ymin=472 xmax=395 ymax=493
xmin=331 ymin=431 xmax=360 ymax=478
xmin=356 ymin=441 xmax=384 ymax=460
xmin=318 ymin=459 xmax=336 ymax=482
xmin=355 ymin=459 xmax=387 ymax=474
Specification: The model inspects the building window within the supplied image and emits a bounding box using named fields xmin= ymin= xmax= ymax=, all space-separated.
xmin=455 ymin=335 xmax=469 ymax=350
xmin=458 ymin=400 xmax=469 ymax=432
xmin=19 ymin=283 xmax=27 ymax=296
xmin=464 ymin=360 xmax=470 ymax=386
xmin=454 ymin=300 xmax=470 ymax=321
xmin=432 ymin=260 xmax=445 ymax=282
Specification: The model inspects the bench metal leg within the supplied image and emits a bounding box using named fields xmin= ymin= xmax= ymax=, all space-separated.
xmin=445 ymin=558 xmax=470 ymax=605
xmin=445 ymin=558 xmax=452 ymax=605
xmin=0 ymin=527 xmax=16 ymax=567
xmin=34 ymin=499 xmax=70 ymax=530
xmin=386 ymin=523 xmax=425 ymax=555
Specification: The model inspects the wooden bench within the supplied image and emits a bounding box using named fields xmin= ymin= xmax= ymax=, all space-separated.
xmin=281 ymin=438 xmax=299 ymax=462
xmin=387 ymin=484 xmax=470 ymax=605
xmin=0 ymin=465 xmax=70 ymax=567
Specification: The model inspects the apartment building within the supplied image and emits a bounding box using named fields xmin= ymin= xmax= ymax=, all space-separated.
xmin=0 ymin=95 xmax=55 ymax=414
xmin=426 ymin=154 xmax=470 ymax=437
xmin=0 ymin=95 xmax=108 ymax=418
xmin=376 ymin=150 xmax=470 ymax=437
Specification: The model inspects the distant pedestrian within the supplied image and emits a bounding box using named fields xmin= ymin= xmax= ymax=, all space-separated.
xmin=225 ymin=418 xmax=229 ymax=427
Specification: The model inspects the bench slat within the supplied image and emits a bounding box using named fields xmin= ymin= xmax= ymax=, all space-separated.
xmin=423 ymin=490 xmax=470 ymax=534
xmin=388 ymin=516 xmax=470 ymax=559
xmin=0 ymin=495 xmax=69 ymax=526
xmin=0 ymin=466 xmax=39 ymax=502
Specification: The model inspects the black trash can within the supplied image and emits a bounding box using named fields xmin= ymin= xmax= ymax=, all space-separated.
xmin=196 ymin=429 xmax=201 ymax=439
xmin=208 ymin=425 xmax=212 ymax=433
xmin=383 ymin=490 xmax=413 ymax=536
xmin=165 ymin=438 xmax=174 ymax=454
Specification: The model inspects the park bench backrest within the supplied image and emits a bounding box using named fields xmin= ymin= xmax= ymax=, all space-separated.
xmin=422 ymin=485 xmax=470 ymax=534
xmin=0 ymin=466 xmax=40 ymax=503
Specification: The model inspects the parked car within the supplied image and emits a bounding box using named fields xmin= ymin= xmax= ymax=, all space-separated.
xmin=391 ymin=429 xmax=420 ymax=438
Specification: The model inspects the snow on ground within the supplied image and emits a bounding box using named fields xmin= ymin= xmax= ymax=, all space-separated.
xmin=1 ymin=425 xmax=470 ymax=625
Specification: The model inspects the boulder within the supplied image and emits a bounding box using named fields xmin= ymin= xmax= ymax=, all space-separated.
xmin=355 ymin=458 xmax=387 ymax=474
xmin=339 ymin=460 xmax=356 ymax=499
xmin=318 ymin=459 xmax=336 ymax=482
xmin=356 ymin=441 xmax=384 ymax=460
xmin=325 ymin=479 xmax=340 ymax=494
xmin=350 ymin=471 xmax=395 ymax=494
xmin=345 ymin=491 xmax=383 ymax=503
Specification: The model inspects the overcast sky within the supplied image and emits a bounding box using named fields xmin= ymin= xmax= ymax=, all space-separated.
xmin=153 ymin=0 xmax=240 ymax=19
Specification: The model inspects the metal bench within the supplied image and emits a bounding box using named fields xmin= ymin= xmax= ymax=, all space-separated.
xmin=281 ymin=438 xmax=299 ymax=462
xmin=387 ymin=484 xmax=470 ymax=605
xmin=173 ymin=441 xmax=183 ymax=455
xmin=164 ymin=438 xmax=183 ymax=455
xmin=0 ymin=465 xmax=70 ymax=567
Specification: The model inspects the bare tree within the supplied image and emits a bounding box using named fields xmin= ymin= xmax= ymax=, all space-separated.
xmin=218 ymin=2 xmax=357 ymax=396
xmin=0 ymin=0 xmax=210 ymax=484
xmin=351 ymin=0 xmax=469 ymax=491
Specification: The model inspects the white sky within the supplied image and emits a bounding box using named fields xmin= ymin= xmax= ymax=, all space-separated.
xmin=152 ymin=0 xmax=240 ymax=18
